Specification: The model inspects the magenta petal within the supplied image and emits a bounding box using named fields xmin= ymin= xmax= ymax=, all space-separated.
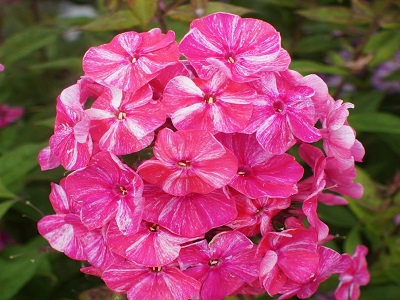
xmin=103 ymin=262 xmax=200 ymax=300
xmin=37 ymin=214 xmax=86 ymax=260
xmin=143 ymin=185 xmax=236 ymax=237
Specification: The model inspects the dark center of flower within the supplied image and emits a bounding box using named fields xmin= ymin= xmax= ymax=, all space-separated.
xmin=237 ymin=165 xmax=251 ymax=177
xmin=149 ymin=223 xmax=160 ymax=232
xmin=227 ymin=56 xmax=235 ymax=64
xmin=150 ymin=266 xmax=162 ymax=272
xmin=209 ymin=259 xmax=220 ymax=266
xmin=117 ymin=111 xmax=127 ymax=120
xmin=177 ymin=160 xmax=191 ymax=167
xmin=273 ymin=100 xmax=285 ymax=113
xmin=119 ymin=186 xmax=128 ymax=196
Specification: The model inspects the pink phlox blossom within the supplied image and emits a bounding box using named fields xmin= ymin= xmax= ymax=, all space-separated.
xmin=217 ymin=132 xmax=303 ymax=198
xmin=231 ymin=278 xmax=266 ymax=297
xmin=299 ymin=143 xmax=363 ymax=203
xmin=302 ymin=196 xmax=330 ymax=243
xmin=243 ymin=72 xmax=321 ymax=154
xmin=149 ymin=61 xmax=191 ymax=102
xmin=142 ymin=184 xmax=237 ymax=237
xmin=80 ymin=225 xmax=124 ymax=274
xmin=334 ymin=246 xmax=370 ymax=300
xmin=276 ymin=247 xmax=352 ymax=299
xmin=320 ymin=99 xmax=358 ymax=169
xmin=86 ymin=84 xmax=165 ymax=155
xmin=257 ymin=227 xmax=320 ymax=296
xmin=138 ymin=128 xmax=238 ymax=196
xmin=228 ymin=189 xmax=291 ymax=236
xmin=64 ymin=151 xmax=144 ymax=235
xmin=178 ymin=231 xmax=260 ymax=300
xmin=162 ymin=71 xmax=256 ymax=133
xmin=106 ymin=220 xmax=196 ymax=267
xmin=282 ymin=70 xmax=330 ymax=121
xmin=83 ymin=29 xmax=180 ymax=92
xmin=0 ymin=63 xmax=4 ymax=72
xmin=102 ymin=261 xmax=201 ymax=300
xmin=179 ymin=12 xmax=290 ymax=82
xmin=37 ymin=181 xmax=87 ymax=260
xmin=0 ymin=104 xmax=24 ymax=128
xmin=38 ymin=81 xmax=93 ymax=171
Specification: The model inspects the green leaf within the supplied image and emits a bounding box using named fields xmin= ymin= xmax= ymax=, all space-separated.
xmin=378 ymin=133 xmax=400 ymax=156
xmin=297 ymin=6 xmax=370 ymax=25
xmin=81 ymin=10 xmax=140 ymax=31
xmin=348 ymin=113 xmax=400 ymax=134
xmin=0 ymin=178 xmax=17 ymax=199
xmin=317 ymin=203 xmax=358 ymax=228
xmin=0 ymin=200 xmax=18 ymax=219
xmin=168 ymin=3 xmax=253 ymax=23
xmin=29 ymin=58 xmax=82 ymax=70
xmin=344 ymin=225 xmax=362 ymax=254
xmin=348 ymin=167 xmax=382 ymax=211
xmin=127 ymin=0 xmax=158 ymax=28
xmin=289 ymin=60 xmax=349 ymax=75
xmin=360 ymin=285 xmax=400 ymax=300
xmin=0 ymin=143 xmax=44 ymax=192
xmin=365 ymin=30 xmax=400 ymax=67
xmin=0 ymin=27 xmax=59 ymax=65
xmin=0 ymin=238 xmax=48 ymax=300
xmin=350 ymin=90 xmax=385 ymax=113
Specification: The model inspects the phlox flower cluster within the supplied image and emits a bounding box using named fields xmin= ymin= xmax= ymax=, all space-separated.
xmin=37 ymin=12 xmax=369 ymax=300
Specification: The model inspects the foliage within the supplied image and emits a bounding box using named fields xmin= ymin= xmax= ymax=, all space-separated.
xmin=0 ymin=0 xmax=399 ymax=299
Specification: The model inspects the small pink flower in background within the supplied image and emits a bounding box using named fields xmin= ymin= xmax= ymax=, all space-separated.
xmin=138 ymin=128 xmax=238 ymax=196
xmin=102 ymin=261 xmax=201 ymax=300
xmin=243 ymin=72 xmax=321 ymax=154
xmin=83 ymin=29 xmax=180 ymax=92
xmin=0 ymin=63 xmax=4 ymax=72
xmin=142 ymin=184 xmax=237 ymax=238
xmin=0 ymin=104 xmax=24 ymax=128
xmin=65 ymin=152 xmax=144 ymax=235
xmin=335 ymin=246 xmax=370 ymax=300
xmin=163 ymin=71 xmax=256 ymax=133
xmin=179 ymin=12 xmax=290 ymax=82
xmin=179 ymin=231 xmax=260 ymax=300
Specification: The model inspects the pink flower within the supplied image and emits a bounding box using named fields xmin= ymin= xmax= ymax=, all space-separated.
xmin=162 ymin=71 xmax=256 ymax=133
xmin=299 ymin=143 xmax=363 ymax=200
xmin=102 ymin=262 xmax=201 ymax=300
xmin=0 ymin=63 xmax=4 ymax=72
xmin=83 ymin=29 xmax=180 ymax=92
xmin=142 ymin=184 xmax=237 ymax=237
xmin=276 ymin=247 xmax=352 ymax=299
xmin=335 ymin=246 xmax=370 ymax=300
xmin=0 ymin=104 xmax=24 ymax=128
xmin=217 ymin=133 xmax=303 ymax=198
xmin=65 ymin=152 xmax=144 ymax=235
xmin=228 ymin=189 xmax=291 ymax=236
xmin=257 ymin=228 xmax=320 ymax=296
xmin=37 ymin=181 xmax=87 ymax=260
xmin=86 ymin=84 xmax=165 ymax=155
xmin=38 ymin=81 xmax=94 ymax=171
xmin=138 ymin=128 xmax=238 ymax=196
xmin=243 ymin=72 xmax=321 ymax=154
xmin=179 ymin=231 xmax=260 ymax=299
xmin=106 ymin=220 xmax=195 ymax=267
xmin=179 ymin=12 xmax=290 ymax=82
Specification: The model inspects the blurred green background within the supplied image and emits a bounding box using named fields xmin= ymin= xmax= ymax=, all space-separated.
xmin=0 ymin=0 xmax=399 ymax=299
